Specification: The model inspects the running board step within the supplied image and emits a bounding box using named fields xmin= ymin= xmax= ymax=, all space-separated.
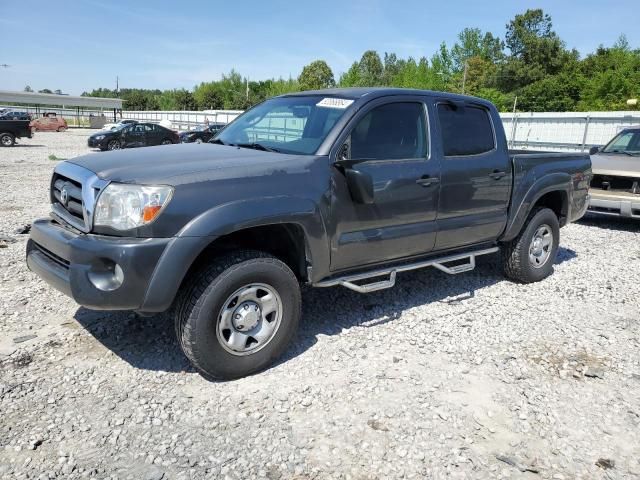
xmin=315 ymin=247 xmax=499 ymax=293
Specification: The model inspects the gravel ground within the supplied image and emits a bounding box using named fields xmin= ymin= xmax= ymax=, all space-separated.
xmin=1 ymin=130 xmax=639 ymax=480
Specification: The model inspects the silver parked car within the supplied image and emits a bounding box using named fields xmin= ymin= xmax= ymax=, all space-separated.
xmin=588 ymin=128 xmax=640 ymax=218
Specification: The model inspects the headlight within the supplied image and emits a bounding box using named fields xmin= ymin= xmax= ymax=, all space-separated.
xmin=94 ymin=183 xmax=174 ymax=231
xmin=95 ymin=135 xmax=105 ymax=140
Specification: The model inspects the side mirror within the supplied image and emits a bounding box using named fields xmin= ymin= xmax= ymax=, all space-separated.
xmin=344 ymin=168 xmax=374 ymax=204
xmin=589 ymin=146 xmax=600 ymax=155
xmin=335 ymin=143 xmax=374 ymax=204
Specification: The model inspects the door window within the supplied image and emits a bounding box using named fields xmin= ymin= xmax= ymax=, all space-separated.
xmin=437 ymin=104 xmax=495 ymax=156
xmin=349 ymin=103 xmax=427 ymax=160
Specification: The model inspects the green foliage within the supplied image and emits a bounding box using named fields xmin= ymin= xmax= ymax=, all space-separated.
xmin=298 ymin=60 xmax=335 ymax=91
xmin=451 ymin=28 xmax=504 ymax=71
xmin=80 ymin=11 xmax=638 ymax=113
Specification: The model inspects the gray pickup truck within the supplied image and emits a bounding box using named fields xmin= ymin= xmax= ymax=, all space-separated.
xmin=26 ymin=88 xmax=591 ymax=379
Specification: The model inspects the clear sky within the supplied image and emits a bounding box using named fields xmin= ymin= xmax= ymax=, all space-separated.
xmin=1 ymin=0 xmax=636 ymax=95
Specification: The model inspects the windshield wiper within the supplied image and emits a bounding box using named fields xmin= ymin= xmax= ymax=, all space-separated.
xmin=622 ymin=151 xmax=640 ymax=156
xmin=209 ymin=138 xmax=227 ymax=145
xmin=235 ymin=142 xmax=280 ymax=153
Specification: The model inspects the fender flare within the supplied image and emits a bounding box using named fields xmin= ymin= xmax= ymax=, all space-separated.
xmin=501 ymin=173 xmax=571 ymax=242
xmin=139 ymin=196 xmax=329 ymax=312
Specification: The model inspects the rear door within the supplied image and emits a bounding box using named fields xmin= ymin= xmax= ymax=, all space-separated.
xmin=432 ymin=100 xmax=511 ymax=250
xmin=329 ymin=97 xmax=440 ymax=271
xmin=146 ymin=124 xmax=162 ymax=145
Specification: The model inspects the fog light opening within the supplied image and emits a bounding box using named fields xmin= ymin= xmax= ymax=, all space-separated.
xmin=88 ymin=261 xmax=124 ymax=292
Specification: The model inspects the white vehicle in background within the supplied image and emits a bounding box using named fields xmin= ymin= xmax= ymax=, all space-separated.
xmin=102 ymin=119 xmax=137 ymax=131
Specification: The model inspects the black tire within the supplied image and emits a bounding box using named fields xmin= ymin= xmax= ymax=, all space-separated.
xmin=174 ymin=250 xmax=301 ymax=380
xmin=161 ymin=139 xmax=173 ymax=145
xmin=0 ymin=133 xmax=15 ymax=147
xmin=107 ymin=139 xmax=121 ymax=151
xmin=502 ymin=207 xmax=560 ymax=283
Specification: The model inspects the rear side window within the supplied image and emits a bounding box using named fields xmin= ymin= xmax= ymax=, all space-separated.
xmin=350 ymin=102 xmax=427 ymax=161
xmin=437 ymin=104 xmax=494 ymax=156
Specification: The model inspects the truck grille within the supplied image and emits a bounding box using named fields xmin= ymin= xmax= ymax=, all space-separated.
xmin=49 ymin=162 xmax=109 ymax=233
xmin=52 ymin=174 xmax=85 ymax=222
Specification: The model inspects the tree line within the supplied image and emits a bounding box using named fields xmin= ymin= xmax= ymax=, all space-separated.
xmin=81 ymin=9 xmax=639 ymax=112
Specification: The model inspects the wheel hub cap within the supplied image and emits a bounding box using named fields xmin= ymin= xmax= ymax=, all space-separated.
xmin=232 ymin=302 xmax=261 ymax=332
xmin=216 ymin=283 xmax=283 ymax=356
xmin=529 ymin=224 xmax=553 ymax=268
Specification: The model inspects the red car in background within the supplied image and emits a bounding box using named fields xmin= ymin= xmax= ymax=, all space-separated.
xmin=31 ymin=112 xmax=68 ymax=132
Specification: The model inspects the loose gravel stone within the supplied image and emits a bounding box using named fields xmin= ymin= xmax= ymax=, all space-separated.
xmin=0 ymin=130 xmax=639 ymax=479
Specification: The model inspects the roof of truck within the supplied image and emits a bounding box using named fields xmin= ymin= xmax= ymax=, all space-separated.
xmin=282 ymin=87 xmax=490 ymax=104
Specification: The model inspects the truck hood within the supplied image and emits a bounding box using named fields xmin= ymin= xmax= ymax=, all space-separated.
xmin=591 ymin=153 xmax=640 ymax=177
xmin=67 ymin=143 xmax=308 ymax=184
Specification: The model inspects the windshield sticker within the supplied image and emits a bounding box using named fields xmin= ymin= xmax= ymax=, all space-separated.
xmin=316 ymin=98 xmax=354 ymax=109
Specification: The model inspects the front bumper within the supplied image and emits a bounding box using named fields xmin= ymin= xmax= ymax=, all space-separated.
xmin=26 ymin=218 xmax=171 ymax=310
xmin=87 ymin=137 xmax=106 ymax=148
xmin=588 ymin=190 xmax=640 ymax=219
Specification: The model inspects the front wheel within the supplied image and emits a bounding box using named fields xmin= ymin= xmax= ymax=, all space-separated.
xmin=107 ymin=139 xmax=121 ymax=150
xmin=161 ymin=139 xmax=173 ymax=145
xmin=501 ymin=207 xmax=560 ymax=283
xmin=174 ymin=250 xmax=301 ymax=380
xmin=0 ymin=133 xmax=15 ymax=147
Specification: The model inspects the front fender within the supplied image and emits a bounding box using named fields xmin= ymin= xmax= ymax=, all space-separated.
xmin=501 ymin=172 xmax=571 ymax=242
xmin=139 ymin=196 xmax=330 ymax=312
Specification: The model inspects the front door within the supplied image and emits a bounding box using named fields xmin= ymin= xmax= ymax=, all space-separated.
xmin=432 ymin=100 xmax=512 ymax=250
xmin=123 ymin=124 xmax=147 ymax=148
xmin=329 ymin=98 xmax=440 ymax=272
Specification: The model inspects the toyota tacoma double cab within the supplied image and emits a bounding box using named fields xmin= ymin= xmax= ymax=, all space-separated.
xmin=26 ymin=88 xmax=591 ymax=379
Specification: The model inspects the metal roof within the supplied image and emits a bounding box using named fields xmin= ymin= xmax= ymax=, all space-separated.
xmin=0 ymin=90 xmax=122 ymax=109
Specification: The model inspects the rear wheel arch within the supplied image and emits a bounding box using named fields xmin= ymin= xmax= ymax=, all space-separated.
xmin=501 ymin=176 xmax=571 ymax=242
xmin=532 ymin=189 xmax=568 ymax=225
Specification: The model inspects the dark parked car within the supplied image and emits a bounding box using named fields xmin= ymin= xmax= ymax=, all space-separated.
xmin=0 ymin=119 xmax=33 ymax=146
xmin=0 ymin=111 xmax=31 ymax=121
xmin=88 ymin=122 xmax=179 ymax=151
xmin=27 ymin=88 xmax=591 ymax=380
xmin=179 ymin=123 xmax=225 ymax=143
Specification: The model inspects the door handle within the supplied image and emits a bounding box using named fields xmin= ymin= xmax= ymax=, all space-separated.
xmin=488 ymin=170 xmax=506 ymax=180
xmin=416 ymin=176 xmax=440 ymax=187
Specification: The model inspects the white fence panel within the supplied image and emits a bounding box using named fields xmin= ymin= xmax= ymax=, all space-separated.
xmin=501 ymin=111 xmax=640 ymax=152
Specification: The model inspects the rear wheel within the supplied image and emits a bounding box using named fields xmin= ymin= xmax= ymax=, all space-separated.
xmin=174 ymin=250 xmax=301 ymax=380
xmin=501 ymin=207 xmax=559 ymax=283
xmin=107 ymin=139 xmax=121 ymax=150
xmin=195 ymin=138 xmax=203 ymax=144
xmin=161 ymin=138 xmax=173 ymax=145
xmin=0 ymin=133 xmax=15 ymax=147
xmin=57 ymin=126 xmax=66 ymax=132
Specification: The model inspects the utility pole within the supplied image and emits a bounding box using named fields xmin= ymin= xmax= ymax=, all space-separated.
xmin=461 ymin=61 xmax=468 ymax=94
xmin=116 ymin=76 xmax=119 ymax=95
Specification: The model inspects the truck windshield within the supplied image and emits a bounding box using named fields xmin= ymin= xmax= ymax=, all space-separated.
xmin=213 ymin=96 xmax=352 ymax=155
xmin=601 ymin=130 xmax=640 ymax=155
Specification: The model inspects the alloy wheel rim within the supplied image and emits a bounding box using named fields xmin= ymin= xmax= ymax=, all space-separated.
xmin=216 ymin=283 xmax=282 ymax=356
xmin=1 ymin=136 xmax=11 ymax=146
xmin=529 ymin=224 xmax=553 ymax=268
